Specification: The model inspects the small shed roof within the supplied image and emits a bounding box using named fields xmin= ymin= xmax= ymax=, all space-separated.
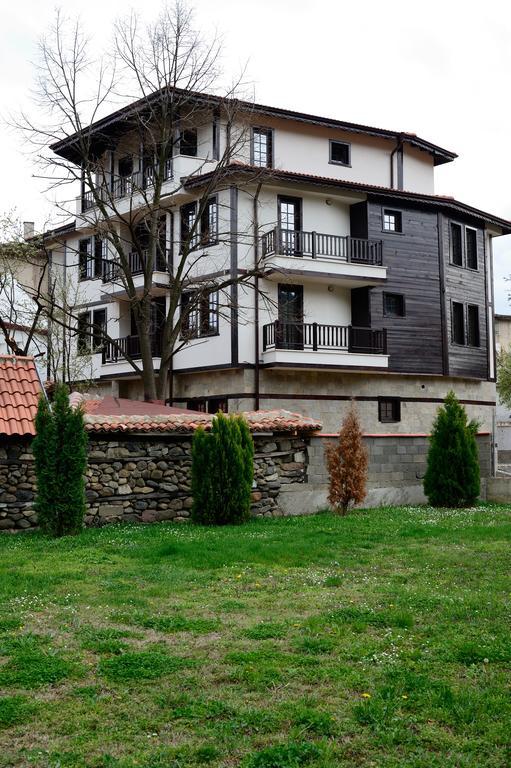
xmin=0 ymin=356 xmax=43 ymax=437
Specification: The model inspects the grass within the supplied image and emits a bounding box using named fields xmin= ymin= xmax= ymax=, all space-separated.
xmin=0 ymin=504 xmax=509 ymax=767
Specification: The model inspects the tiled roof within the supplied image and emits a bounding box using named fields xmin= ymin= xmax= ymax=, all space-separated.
xmin=0 ymin=356 xmax=43 ymax=437
xmin=69 ymin=393 xmax=193 ymax=416
xmin=82 ymin=408 xmax=322 ymax=435
xmin=182 ymin=163 xmax=511 ymax=233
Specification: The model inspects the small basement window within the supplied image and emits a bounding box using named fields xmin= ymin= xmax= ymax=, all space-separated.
xmin=378 ymin=397 xmax=401 ymax=423
xmin=329 ymin=140 xmax=351 ymax=166
xmin=382 ymin=209 xmax=402 ymax=233
xmin=383 ymin=292 xmax=405 ymax=318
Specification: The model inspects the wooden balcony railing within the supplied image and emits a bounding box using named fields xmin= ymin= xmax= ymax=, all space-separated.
xmin=81 ymin=159 xmax=173 ymax=212
xmin=260 ymin=228 xmax=383 ymax=266
xmin=102 ymin=250 xmax=169 ymax=283
xmin=102 ymin=334 xmax=163 ymax=364
xmin=262 ymin=321 xmax=387 ymax=354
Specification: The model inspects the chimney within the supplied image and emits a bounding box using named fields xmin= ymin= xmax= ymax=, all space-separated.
xmin=23 ymin=221 xmax=35 ymax=240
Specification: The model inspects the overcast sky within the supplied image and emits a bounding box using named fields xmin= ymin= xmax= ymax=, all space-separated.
xmin=1 ymin=0 xmax=511 ymax=310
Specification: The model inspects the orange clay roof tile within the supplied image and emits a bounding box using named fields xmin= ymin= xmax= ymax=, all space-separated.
xmin=82 ymin=408 xmax=322 ymax=434
xmin=0 ymin=355 xmax=43 ymax=437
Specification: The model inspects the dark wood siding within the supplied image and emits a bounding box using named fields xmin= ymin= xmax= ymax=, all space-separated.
xmin=441 ymin=216 xmax=488 ymax=379
xmin=366 ymin=200 xmax=444 ymax=374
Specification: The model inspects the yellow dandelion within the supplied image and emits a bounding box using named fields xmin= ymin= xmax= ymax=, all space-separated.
xmin=255 ymin=582 xmax=261 ymax=587
xmin=361 ymin=692 xmax=371 ymax=699
xmin=236 ymin=574 xmax=242 ymax=579
xmin=401 ymin=695 xmax=408 ymax=699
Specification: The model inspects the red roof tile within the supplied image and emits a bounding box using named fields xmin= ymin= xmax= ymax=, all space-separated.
xmin=0 ymin=356 xmax=43 ymax=437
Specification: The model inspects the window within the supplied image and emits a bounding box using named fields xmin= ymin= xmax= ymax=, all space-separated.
xmin=200 ymin=197 xmax=218 ymax=246
xmin=179 ymin=128 xmax=198 ymax=156
xmin=180 ymin=202 xmax=197 ymax=250
xmin=79 ymin=237 xmax=104 ymax=280
xmin=212 ymin=114 xmax=220 ymax=160
xmin=207 ymin=397 xmax=228 ymax=414
xmin=452 ymin=301 xmax=465 ymax=344
xmin=252 ymin=128 xmax=273 ymax=168
xmin=92 ymin=309 xmax=107 ymax=352
xmin=186 ymin=399 xmax=207 ymax=413
xmin=383 ymin=292 xmax=405 ymax=318
xmin=378 ymin=397 xmax=401 ymax=423
xmin=466 ymin=228 xmax=478 ymax=270
xmin=77 ymin=312 xmax=91 ymax=355
xmin=329 ymin=140 xmax=351 ymax=166
xmin=450 ymin=223 xmax=463 ymax=266
xmin=181 ymin=291 xmax=219 ymax=339
xmin=118 ymin=156 xmax=133 ymax=178
xmin=382 ymin=209 xmax=402 ymax=233
xmin=79 ymin=239 xmax=92 ymax=280
xmin=467 ymin=305 xmax=480 ymax=347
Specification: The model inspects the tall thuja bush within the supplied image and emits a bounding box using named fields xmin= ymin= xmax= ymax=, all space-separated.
xmin=191 ymin=412 xmax=254 ymax=525
xmin=33 ymin=384 xmax=88 ymax=536
xmin=32 ymin=395 xmax=58 ymax=533
xmin=423 ymin=391 xmax=480 ymax=507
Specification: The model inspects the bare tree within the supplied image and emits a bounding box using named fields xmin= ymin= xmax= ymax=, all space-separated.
xmin=15 ymin=1 xmax=267 ymax=400
xmin=0 ymin=213 xmax=94 ymax=383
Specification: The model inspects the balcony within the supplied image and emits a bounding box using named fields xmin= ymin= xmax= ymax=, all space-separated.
xmin=81 ymin=161 xmax=173 ymax=213
xmin=102 ymin=334 xmax=163 ymax=364
xmin=261 ymin=321 xmax=388 ymax=369
xmin=102 ymin=251 xmax=169 ymax=284
xmin=260 ymin=228 xmax=386 ymax=286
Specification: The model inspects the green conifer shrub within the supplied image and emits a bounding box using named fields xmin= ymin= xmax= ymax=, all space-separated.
xmin=191 ymin=412 xmax=254 ymax=525
xmin=423 ymin=391 xmax=480 ymax=507
xmin=32 ymin=384 xmax=88 ymax=536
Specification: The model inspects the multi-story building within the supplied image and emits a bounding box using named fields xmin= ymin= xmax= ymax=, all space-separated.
xmin=45 ymin=91 xmax=511 ymax=441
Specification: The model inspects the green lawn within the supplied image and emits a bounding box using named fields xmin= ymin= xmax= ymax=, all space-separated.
xmin=0 ymin=506 xmax=510 ymax=768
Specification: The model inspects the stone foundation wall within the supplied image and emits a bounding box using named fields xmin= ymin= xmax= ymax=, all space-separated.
xmin=0 ymin=434 xmax=308 ymax=531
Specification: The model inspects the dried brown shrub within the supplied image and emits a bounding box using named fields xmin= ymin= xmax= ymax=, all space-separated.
xmin=325 ymin=403 xmax=368 ymax=515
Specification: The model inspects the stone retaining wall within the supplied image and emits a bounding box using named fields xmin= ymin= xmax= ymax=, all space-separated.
xmin=0 ymin=433 xmax=308 ymax=531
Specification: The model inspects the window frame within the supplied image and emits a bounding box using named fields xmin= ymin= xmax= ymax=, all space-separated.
xmin=77 ymin=311 xmax=91 ymax=356
xmin=79 ymin=237 xmax=104 ymax=281
xmin=179 ymin=128 xmax=198 ymax=157
xmin=383 ymin=292 xmax=406 ymax=318
xmin=451 ymin=300 xmax=466 ymax=345
xmin=449 ymin=222 xmax=463 ymax=267
xmin=378 ymin=397 xmax=401 ymax=424
xmin=200 ymin=196 xmax=219 ymax=247
xmin=92 ymin=308 xmax=107 ymax=353
xmin=465 ymin=226 xmax=478 ymax=271
xmin=382 ymin=208 xmax=403 ymax=234
xmin=467 ymin=304 xmax=480 ymax=347
xmin=180 ymin=290 xmax=220 ymax=340
xmin=329 ymin=139 xmax=351 ymax=167
xmin=251 ymin=127 xmax=274 ymax=168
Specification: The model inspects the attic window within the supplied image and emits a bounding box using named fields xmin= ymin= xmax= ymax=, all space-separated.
xmin=329 ymin=140 xmax=351 ymax=166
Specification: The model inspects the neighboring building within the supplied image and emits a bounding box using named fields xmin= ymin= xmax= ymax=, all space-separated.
xmin=43 ymin=91 xmax=511 ymax=448
xmin=495 ymin=314 xmax=511 ymax=456
xmin=0 ymin=323 xmax=47 ymax=379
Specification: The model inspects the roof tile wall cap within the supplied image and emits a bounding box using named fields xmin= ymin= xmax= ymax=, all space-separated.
xmin=83 ymin=408 xmax=322 ymax=433
xmin=0 ymin=354 xmax=36 ymax=362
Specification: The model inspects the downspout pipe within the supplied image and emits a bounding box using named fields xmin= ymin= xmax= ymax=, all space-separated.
xmin=390 ymin=135 xmax=404 ymax=190
xmin=253 ymin=182 xmax=263 ymax=411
